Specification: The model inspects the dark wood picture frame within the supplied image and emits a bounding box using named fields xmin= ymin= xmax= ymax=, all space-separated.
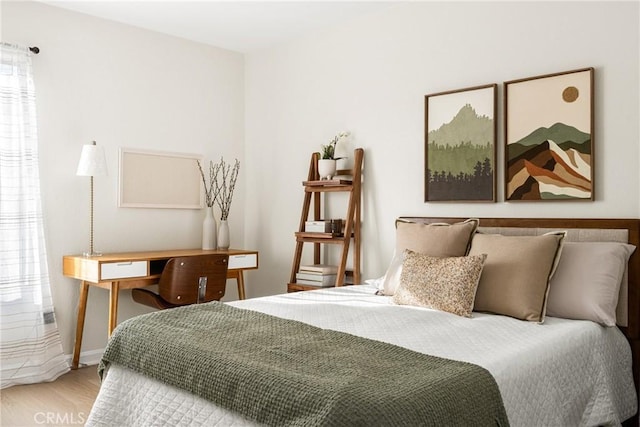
xmin=424 ymin=84 xmax=497 ymax=202
xmin=504 ymin=67 xmax=594 ymax=201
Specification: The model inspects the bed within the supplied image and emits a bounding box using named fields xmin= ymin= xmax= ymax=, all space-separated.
xmin=87 ymin=217 xmax=639 ymax=427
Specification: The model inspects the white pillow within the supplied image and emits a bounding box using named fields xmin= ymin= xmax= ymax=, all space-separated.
xmin=364 ymin=276 xmax=385 ymax=292
xmin=381 ymin=249 xmax=404 ymax=295
xmin=546 ymin=242 xmax=636 ymax=326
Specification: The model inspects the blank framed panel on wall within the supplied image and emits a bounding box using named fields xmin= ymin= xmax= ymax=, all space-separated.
xmin=119 ymin=148 xmax=203 ymax=209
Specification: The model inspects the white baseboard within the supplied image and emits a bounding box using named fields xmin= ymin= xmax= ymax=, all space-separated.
xmin=65 ymin=348 xmax=104 ymax=368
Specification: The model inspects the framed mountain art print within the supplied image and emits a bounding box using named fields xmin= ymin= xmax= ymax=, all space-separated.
xmin=425 ymin=84 xmax=497 ymax=202
xmin=504 ymin=68 xmax=594 ymax=201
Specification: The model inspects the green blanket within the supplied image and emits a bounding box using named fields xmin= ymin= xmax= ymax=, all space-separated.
xmin=99 ymin=302 xmax=509 ymax=426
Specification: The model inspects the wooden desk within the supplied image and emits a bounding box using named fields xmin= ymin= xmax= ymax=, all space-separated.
xmin=62 ymin=248 xmax=258 ymax=369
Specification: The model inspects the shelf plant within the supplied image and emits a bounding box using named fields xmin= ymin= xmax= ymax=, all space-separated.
xmin=317 ymin=131 xmax=349 ymax=180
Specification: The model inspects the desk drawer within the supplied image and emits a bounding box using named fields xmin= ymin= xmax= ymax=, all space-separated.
xmin=229 ymin=253 xmax=257 ymax=269
xmin=101 ymin=261 xmax=148 ymax=280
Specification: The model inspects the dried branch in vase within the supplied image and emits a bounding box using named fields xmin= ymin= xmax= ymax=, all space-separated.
xmin=197 ymin=159 xmax=221 ymax=208
xmin=213 ymin=157 xmax=240 ymax=221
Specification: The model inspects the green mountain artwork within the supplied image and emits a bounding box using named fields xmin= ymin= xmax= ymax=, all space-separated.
xmin=427 ymin=104 xmax=494 ymax=201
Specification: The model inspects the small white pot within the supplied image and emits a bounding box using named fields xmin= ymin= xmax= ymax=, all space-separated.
xmin=317 ymin=159 xmax=337 ymax=180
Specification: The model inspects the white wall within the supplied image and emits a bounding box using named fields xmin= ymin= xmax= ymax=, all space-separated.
xmin=1 ymin=1 xmax=638 ymax=362
xmin=2 ymin=1 xmax=245 ymax=359
xmin=244 ymin=2 xmax=640 ymax=297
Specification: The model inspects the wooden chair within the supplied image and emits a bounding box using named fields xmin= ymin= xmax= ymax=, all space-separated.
xmin=132 ymin=254 xmax=229 ymax=309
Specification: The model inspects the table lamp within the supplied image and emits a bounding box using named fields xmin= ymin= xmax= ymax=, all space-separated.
xmin=76 ymin=141 xmax=107 ymax=257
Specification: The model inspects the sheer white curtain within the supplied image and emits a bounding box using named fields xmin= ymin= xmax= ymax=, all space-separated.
xmin=0 ymin=43 xmax=69 ymax=388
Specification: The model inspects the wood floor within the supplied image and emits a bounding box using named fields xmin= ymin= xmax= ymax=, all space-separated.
xmin=1 ymin=366 xmax=101 ymax=427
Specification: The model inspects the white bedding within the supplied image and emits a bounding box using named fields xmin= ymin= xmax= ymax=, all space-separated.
xmin=87 ymin=285 xmax=637 ymax=427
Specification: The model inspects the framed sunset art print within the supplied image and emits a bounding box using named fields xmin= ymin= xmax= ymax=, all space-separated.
xmin=504 ymin=68 xmax=594 ymax=201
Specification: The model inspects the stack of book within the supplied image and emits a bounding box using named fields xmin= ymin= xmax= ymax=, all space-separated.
xmin=304 ymin=219 xmax=344 ymax=235
xmin=304 ymin=220 xmax=332 ymax=233
xmin=295 ymin=264 xmax=340 ymax=287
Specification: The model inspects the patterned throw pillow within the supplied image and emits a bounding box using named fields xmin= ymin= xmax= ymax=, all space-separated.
xmin=393 ymin=250 xmax=487 ymax=317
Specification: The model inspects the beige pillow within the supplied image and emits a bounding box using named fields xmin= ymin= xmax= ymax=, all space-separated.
xmin=546 ymin=242 xmax=636 ymax=326
xmin=469 ymin=231 xmax=565 ymax=322
xmin=382 ymin=219 xmax=479 ymax=295
xmin=393 ymin=251 xmax=486 ymax=317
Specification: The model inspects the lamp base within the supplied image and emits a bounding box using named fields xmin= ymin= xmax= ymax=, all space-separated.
xmin=83 ymin=251 xmax=103 ymax=257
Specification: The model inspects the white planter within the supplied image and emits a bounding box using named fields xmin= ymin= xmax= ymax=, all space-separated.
xmin=218 ymin=219 xmax=230 ymax=250
xmin=202 ymin=207 xmax=217 ymax=250
xmin=317 ymin=159 xmax=337 ymax=180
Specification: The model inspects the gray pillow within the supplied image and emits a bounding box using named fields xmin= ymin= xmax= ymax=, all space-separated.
xmin=546 ymin=242 xmax=635 ymax=326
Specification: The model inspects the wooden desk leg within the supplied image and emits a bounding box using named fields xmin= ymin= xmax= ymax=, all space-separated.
xmin=108 ymin=281 xmax=119 ymax=336
xmin=235 ymin=271 xmax=246 ymax=300
xmin=72 ymin=281 xmax=90 ymax=370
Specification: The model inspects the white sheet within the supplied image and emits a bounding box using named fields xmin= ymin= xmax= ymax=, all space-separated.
xmin=87 ymin=285 xmax=638 ymax=427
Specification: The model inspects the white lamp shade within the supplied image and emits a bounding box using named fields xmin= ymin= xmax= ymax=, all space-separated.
xmin=76 ymin=143 xmax=108 ymax=176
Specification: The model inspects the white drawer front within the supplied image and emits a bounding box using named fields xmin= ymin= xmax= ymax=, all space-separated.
xmin=101 ymin=261 xmax=148 ymax=280
xmin=228 ymin=253 xmax=257 ymax=269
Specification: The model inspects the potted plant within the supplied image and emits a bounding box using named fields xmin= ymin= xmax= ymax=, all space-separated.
xmin=213 ymin=157 xmax=240 ymax=250
xmin=197 ymin=157 xmax=240 ymax=250
xmin=318 ymin=131 xmax=349 ymax=180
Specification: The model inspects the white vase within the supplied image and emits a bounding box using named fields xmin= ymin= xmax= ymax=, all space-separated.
xmin=218 ymin=219 xmax=230 ymax=250
xmin=202 ymin=207 xmax=217 ymax=250
xmin=317 ymin=159 xmax=337 ymax=180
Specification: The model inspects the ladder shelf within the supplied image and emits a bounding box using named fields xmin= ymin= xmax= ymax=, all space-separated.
xmin=287 ymin=148 xmax=363 ymax=292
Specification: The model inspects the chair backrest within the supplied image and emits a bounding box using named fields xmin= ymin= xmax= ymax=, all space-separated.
xmin=158 ymin=254 xmax=229 ymax=305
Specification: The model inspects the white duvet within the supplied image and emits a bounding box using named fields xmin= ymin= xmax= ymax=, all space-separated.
xmin=87 ymin=285 xmax=637 ymax=426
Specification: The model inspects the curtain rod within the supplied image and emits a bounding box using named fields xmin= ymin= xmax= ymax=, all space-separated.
xmin=29 ymin=46 xmax=40 ymax=54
